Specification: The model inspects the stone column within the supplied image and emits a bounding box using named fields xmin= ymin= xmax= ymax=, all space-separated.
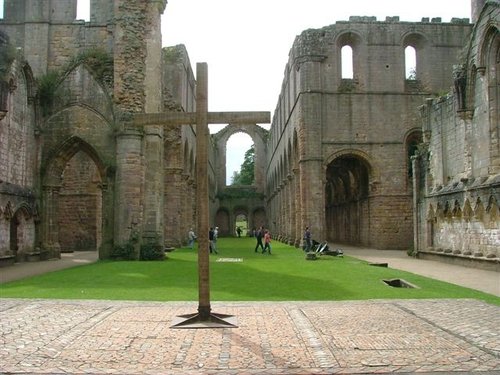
xmin=114 ymin=129 xmax=144 ymax=251
xmin=113 ymin=0 xmax=167 ymax=253
xmin=99 ymin=180 xmax=114 ymax=259
xmin=41 ymin=185 xmax=61 ymax=259
xmin=288 ymin=174 xmax=296 ymax=244
xmin=293 ymin=168 xmax=301 ymax=247
xmin=164 ymin=168 xmax=184 ymax=247
xmin=143 ymin=126 xmax=164 ymax=244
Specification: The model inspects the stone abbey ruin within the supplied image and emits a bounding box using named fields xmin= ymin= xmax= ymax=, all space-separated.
xmin=0 ymin=0 xmax=498 ymax=270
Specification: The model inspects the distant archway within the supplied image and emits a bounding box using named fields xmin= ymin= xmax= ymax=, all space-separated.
xmin=234 ymin=207 xmax=248 ymax=237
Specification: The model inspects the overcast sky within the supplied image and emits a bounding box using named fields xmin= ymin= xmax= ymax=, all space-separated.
xmin=0 ymin=0 xmax=472 ymax=183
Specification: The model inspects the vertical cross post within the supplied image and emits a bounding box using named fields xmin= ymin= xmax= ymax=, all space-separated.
xmin=132 ymin=63 xmax=269 ymax=328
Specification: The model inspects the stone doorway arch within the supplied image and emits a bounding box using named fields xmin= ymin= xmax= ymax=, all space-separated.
xmin=325 ymin=154 xmax=371 ymax=245
xmin=41 ymin=137 xmax=108 ymax=258
xmin=10 ymin=205 xmax=35 ymax=261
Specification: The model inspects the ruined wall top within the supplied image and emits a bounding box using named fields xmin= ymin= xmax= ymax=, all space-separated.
xmin=3 ymin=0 xmax=77 ymax=23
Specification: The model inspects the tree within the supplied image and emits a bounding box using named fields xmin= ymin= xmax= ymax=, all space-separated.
xmin=231 ymin=145 xmax=255 ymax=185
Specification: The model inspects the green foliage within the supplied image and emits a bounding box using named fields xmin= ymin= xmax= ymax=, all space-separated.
xmin=37 ymin=70 xmax=61 ymax=116
xmin=67 ymin=48 xmax=114 ymax=87
xmin=36 ymin=48 xmax=113 ymax=116
xmin=1 ymin=238 xmax=498 ymax=305
xmin=140 ymin=243 xmax=165 ymax=261
xmin=110 ymin=242 xmax=135 ymax=260
xmin=231 ymin=145 xmax=255 ymax=185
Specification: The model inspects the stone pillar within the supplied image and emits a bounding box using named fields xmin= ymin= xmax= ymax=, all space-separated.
xmin=114 ymin=129 xmax=144 ymax=250
xmin=471 ymin=0 xmax=486 ymax=23
xmin=99 ymin=180 xmax=114 ymax=259
xmin=164 ymin=168 xmax=184 ymax=247
xmin=288 ymin=174 xmax=295 ymax=244
xmin=294 ymin=169 xmax=301 ymax=247
xmin=283 ymin=178 xmax=291 ymax=242
xmin=41 ymin=185 xmax=61 ymax=259
xmin=113 ymin=0 xmax=167 ymax=252
xmin=143 ymin=126 xmax=164 ymax=244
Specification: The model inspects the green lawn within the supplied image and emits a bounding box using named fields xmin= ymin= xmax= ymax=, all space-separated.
xmin=1 ymin=237 xmax=499 ymax=305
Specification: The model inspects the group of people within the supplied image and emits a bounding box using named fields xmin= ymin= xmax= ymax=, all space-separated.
xmin=253 ymin=226 xmax=272 ymax=254
xmin=187 ymin=227 xmax=219 ymax=253
xmin=188 ymin=225 xmax=313 ymax=255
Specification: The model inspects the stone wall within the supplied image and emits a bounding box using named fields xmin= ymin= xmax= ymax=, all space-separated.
xmin=267 ymin=16 xmax=472 ymax=249
xmin=414 ymin=2 xmax=499 ymax=267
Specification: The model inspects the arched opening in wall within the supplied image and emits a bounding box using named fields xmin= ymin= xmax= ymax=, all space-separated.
xmin=10 ymin=206 xmax=34 ymax=261
xmin=405 ymin=46 xmax=417 ymax=80
xmin=215 ymin=208 xmax=230 ymax=236
xmin=9 ymin=213 xmax=19 ymax=259
xmin=325 ymin=156 xmax=370 ymax=245
xmin=58 ymin=150 xmax=102 ymax=252
xmin=341 ymin=45 xmax=354 ymax=79
xmin=226 ymin=132 xmax=254 ymax=185
xmin=234 ymin=209 xmax=248 ymax=237
xmin=77 ymin=0 xmax=90 ymax=21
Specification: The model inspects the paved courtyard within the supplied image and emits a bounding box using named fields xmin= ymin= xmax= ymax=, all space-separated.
xmin=1 ymin=298 xmax=499 ymax=374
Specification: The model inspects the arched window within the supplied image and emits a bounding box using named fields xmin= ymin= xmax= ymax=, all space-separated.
xmin=226 ymin=132 xmax=253 ymax=185
xmin=405 ymin=46 xmax=417 ymax=80
xmin=341 ymin=45 xmax=353 ymax=79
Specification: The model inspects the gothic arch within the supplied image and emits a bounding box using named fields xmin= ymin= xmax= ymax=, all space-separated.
xmin=324 ymin=149 xmax=380 ymax=185
xmin=41 ymin=136 xmax=107 ymax=254
xmin=213 ymin=124 xmax=268 ymax=190
xmin=10 ymin=203 xmax=35 ymax=260
xmin=324 ymin=150 xmax=374 ymax=245
xmin=43 ymin=136 xmax=107 ymax=186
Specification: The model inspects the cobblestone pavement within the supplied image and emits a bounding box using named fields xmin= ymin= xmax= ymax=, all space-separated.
xmin=1 ymin=298 xmax=499 ymax=374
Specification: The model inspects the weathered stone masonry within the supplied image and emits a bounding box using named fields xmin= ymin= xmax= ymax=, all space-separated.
xmin=266 ymin=15 xmax=474 ymax=250
xmin=414 ymin=2 xmax=500 ymax=269
xmin=0 ymin=0 xmax=497 ymax=272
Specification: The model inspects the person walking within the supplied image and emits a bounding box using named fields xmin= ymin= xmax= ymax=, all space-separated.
xmin=303 ymin=226 xmax=312 ymax=251
xmin=263 ymin=229 xmax=272 ymax=254
xmin=254 ymin=226 xmax=264 ymax=253
xmin=213 ymin=226 xmax=219 ymax=253
xmin=209 ymin=227 xmax=217 ymax=254
xmin=188 ymin=228 xmax=196 ymax=249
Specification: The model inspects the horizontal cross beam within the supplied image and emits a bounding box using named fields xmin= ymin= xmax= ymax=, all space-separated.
xmin=132 ymin=111 xmax=270 ymax=126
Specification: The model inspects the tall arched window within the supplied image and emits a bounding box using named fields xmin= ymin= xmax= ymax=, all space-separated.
xmin=405 ymin=46 xmax=417 ymax=80
xmin=341 ymin=45 xmax=353 ymax=79
xmin=226 ymin=133 xmax=253 ymax=185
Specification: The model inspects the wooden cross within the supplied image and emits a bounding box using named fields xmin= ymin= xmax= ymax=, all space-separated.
xmin=133 ymin=63 xmax=270 ymax=328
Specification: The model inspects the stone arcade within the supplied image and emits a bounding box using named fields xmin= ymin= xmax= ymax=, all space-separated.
xmin=0 ymin=0 xmax=498 ymax=272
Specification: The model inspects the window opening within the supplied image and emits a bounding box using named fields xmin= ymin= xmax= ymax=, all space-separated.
xmin=341 ymin=45 xmax=353 ymax=79
xmin=226 ymin=132 xmax=253 ymax=185
xmin=405 ymin=46 xmax=417 ymax=80
xmin=77 ymin=0 xmax=90 ymax=21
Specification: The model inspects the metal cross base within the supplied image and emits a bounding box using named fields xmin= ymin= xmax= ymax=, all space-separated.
xmin=171 ymin=312 xmax=238 ymax=329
